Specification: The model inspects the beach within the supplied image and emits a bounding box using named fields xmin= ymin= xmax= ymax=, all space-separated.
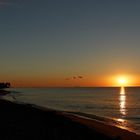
xmin=0 ymin=94 xmax=140 ymax=140
xmin=1 ymin=0 xmax=140 ymax=139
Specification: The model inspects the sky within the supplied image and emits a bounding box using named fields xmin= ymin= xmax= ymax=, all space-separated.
xmin=1 ymin=0 xmax=140 ymax=87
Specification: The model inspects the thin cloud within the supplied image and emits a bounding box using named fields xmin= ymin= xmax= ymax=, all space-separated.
xmin=73 ymin=76 xmax=77 ymax=79
xmin=78 ymin=76 xmax=83 ymax=79
xmin=65 ymin=76 xmax=84 ymax=80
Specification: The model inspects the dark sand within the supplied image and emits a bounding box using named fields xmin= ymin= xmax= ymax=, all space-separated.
xmin=0 ymin=93 xmax=140 ymax=140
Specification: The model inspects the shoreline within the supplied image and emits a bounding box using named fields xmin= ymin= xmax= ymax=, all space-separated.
xmin=26 ymin=104 xmax=140 ymax=140
xmin=0 ymin=97 xmax=140 ymax=140
xmin=60 ymin=112 xmax=140 ymax=140
xmin=7 ymin=98 xmax=140 ymax=135
xmin=0 ymin=89 xmax=10 ymax=95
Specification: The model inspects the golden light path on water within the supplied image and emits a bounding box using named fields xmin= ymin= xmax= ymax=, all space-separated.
xmin=114 ymin=87 xmax=132 ymax=132
xmin=113 ymin=87 xmax=128 ymax=130
xmin=120 ymin=87 xmax=126 ymax=116
xmin=112 ymin=87 xmax=137 ymax=133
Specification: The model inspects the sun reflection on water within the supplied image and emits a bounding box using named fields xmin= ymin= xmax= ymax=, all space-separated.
xmin=114 ymin=87 xmax=130 ymax=131
xmin=120 ymin=87 xmax=126 ymax=116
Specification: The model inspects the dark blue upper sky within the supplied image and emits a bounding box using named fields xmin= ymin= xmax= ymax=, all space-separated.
xmin=1 ymin=0 xmax=140 ymax=86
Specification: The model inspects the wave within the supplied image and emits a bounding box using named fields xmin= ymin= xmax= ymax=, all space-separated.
xmin=125 ymin=117 xmax=140 ymax=120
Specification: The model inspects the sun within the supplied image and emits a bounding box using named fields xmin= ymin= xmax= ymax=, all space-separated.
xmin=110 ymin=74 xmax=136 ymax=87
xmin=119 ymin=78 xmax=126 ymax=84
xmin=118 ymin=77 xmax=127 ymax=86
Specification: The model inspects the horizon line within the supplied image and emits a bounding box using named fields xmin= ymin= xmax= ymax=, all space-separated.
xmin=10 ymin=86 xmax=140 ymax=88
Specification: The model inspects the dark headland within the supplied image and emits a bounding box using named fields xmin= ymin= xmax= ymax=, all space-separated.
xmin=0 ymin=91 xmax=140 ymax=140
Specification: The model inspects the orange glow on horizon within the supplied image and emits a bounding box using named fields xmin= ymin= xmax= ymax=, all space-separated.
xmin=7 ymin=74 xmax=140 ymax=87
xmin=109 ymin=74 xmax=138 ymax=87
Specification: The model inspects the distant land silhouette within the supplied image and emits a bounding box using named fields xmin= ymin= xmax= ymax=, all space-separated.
xmin=0 ymin=83 xmax=11 ymax=89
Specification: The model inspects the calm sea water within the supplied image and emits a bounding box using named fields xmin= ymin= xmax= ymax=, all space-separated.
xmin=4 ymin=87 xmax=140 ymax=134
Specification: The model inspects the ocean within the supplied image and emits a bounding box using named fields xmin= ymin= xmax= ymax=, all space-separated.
xmin=3 ymin=87 xmax=140 ymax=134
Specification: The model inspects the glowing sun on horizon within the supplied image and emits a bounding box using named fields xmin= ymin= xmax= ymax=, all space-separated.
xmin=111 ymin=75 xmax=136 ymax=87
xmin=118 ymin=77 xmax=128 ymax=86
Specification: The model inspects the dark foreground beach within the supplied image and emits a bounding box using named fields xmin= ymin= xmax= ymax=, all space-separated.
xmin=0 ymin=93 xmax=140 ymax=140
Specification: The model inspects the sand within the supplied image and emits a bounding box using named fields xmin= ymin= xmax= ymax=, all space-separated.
xmin=0 ymin=92 xmax=140 ymax=140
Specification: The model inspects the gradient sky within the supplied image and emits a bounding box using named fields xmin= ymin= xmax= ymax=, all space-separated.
xmin=1 ymin=0 xmax=140 ymax=87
